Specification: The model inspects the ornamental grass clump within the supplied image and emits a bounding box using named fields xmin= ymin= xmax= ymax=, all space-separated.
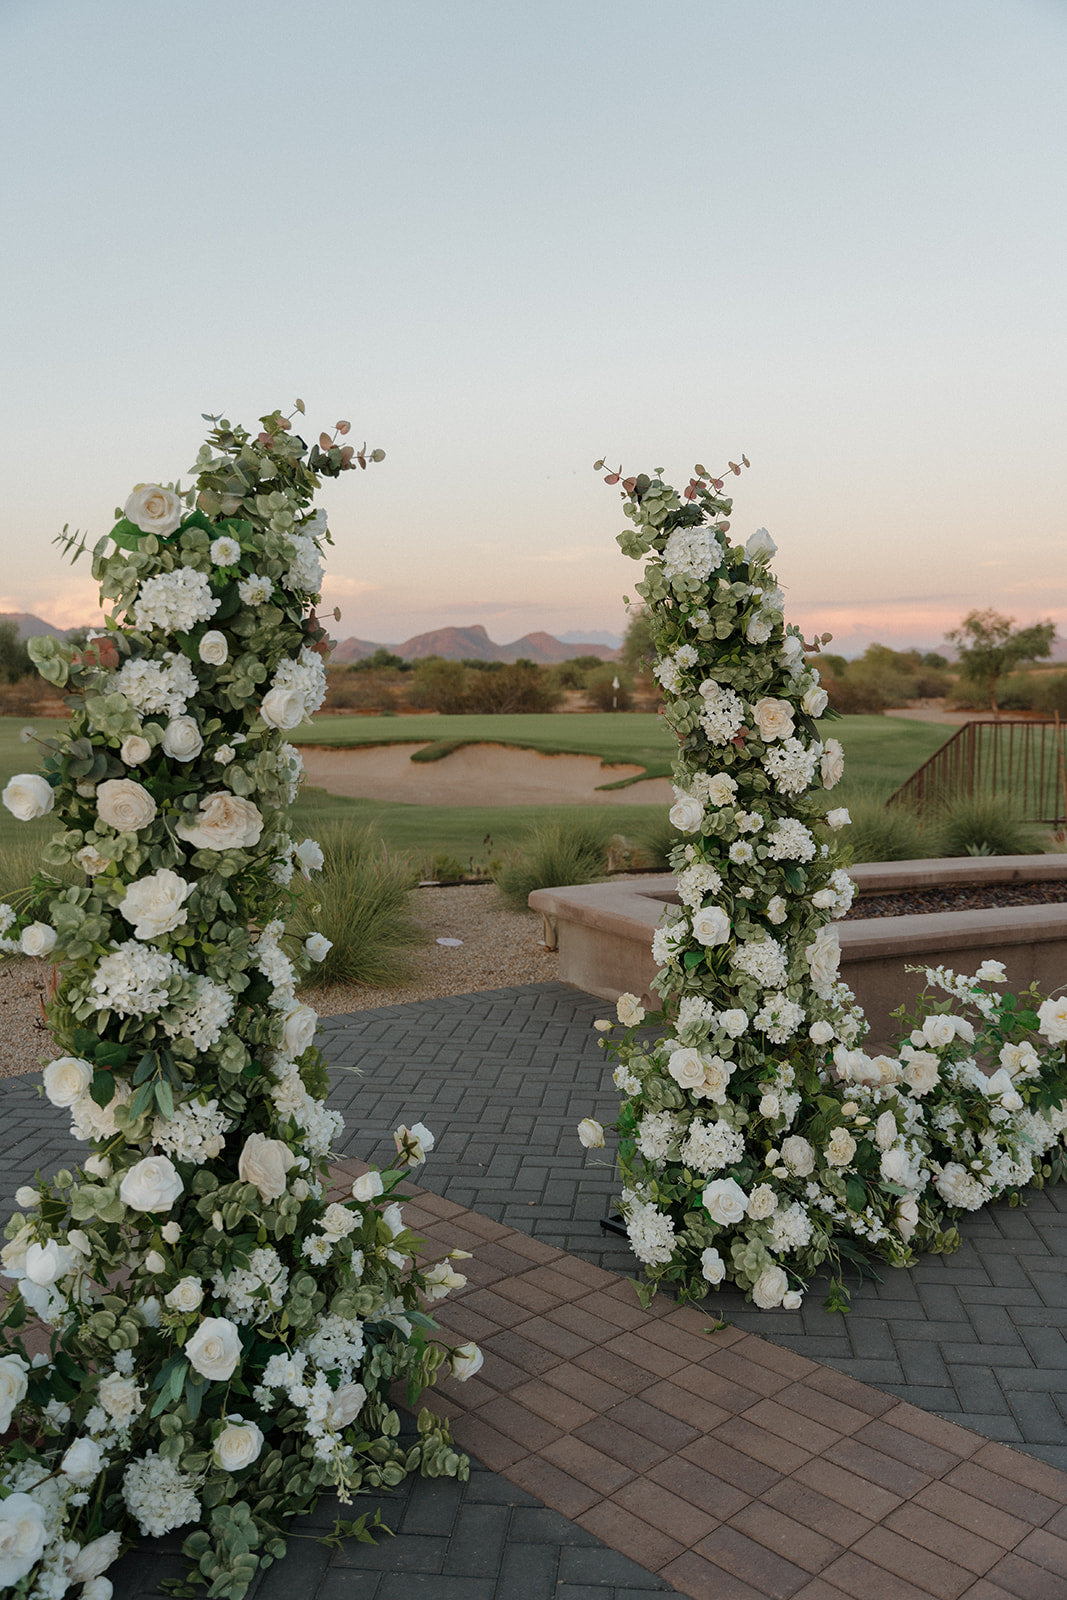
xmin=0 ymin=408 xmax=478 ymax=1599
xmin=578 ymin=459 xmax=1067 ymax=1313
xmin=932 ymin=793 xmax=1045 ymax=859
xmin=845 ymin=792 xmax=930 ymax=863
xmin=492 ymin=815 xmax=611 ymax=909
xmin=290 ymin=824 xmax=426 ymax=990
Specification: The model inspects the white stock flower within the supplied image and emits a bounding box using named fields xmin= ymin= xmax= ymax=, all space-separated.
xmin=578 ymin=1118 xmax=605 ymax=1149
xmin=3 ymin=773 xmax=55 ymax=820
xmin=96 ymin=778 xmax=157 ymax=832
xmin=702 ymin=1177 xmax=748 ymax=1225
xmin=120 ymin=1155 xmax=184 ymax=1212
xmin=186 ymin=1317 xmax=242 ymax=1381
xmin=20 ymin=922 xmax=56 ymax=958
xmin=177 ymin=791 xmax=263 ymax=851
xmin=125 ymin=483 xmax=182 ymax=535
xmin=825 ymin=1127 xmax=857 ymax=1167
xmin=162 ymin=716 xmax=204 ymax=760
xmin=238 ymin=1133 xmax=294 ymax=1202
xmin=706 ymin=773 xmax=738 ymax=806
xmin=119 ymin=869 xmax=192 ymax=940
xmin=213 ymin=1416 xmax=264 ymax=1472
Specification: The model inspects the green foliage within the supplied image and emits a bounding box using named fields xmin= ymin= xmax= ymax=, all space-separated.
xmin=819 ymin=643 xmax=953 ymax=714
xmin=0 ymin=620 xmax=33 ymax=684
xmin=848 ymin=794 xmax=932 ymax=862
xmin=585 ymin=667 xmax=633 ymax=712
xmin=492 ymin=816 xmax=612 ymax=908
xmin=289 ymin=825 xmax=426 ymax=988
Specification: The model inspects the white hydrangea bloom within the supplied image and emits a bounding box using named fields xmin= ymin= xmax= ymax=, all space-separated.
xmin=132 ymin=567 xmax=220 ymax=634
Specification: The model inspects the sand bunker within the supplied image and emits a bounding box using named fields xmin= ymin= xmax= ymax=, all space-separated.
xmin=299 ymin=742 xmax=674 ymax=807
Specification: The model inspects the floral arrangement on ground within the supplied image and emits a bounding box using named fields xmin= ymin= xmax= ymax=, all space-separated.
xmin=0 ymin=407 xmax=479 ymax=1600
xmin=577 ymin=459 xmax=1067 ymax=1312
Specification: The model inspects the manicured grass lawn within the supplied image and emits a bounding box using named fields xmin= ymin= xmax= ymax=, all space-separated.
xmin=0 ymin=713 xmax=955 ymax=861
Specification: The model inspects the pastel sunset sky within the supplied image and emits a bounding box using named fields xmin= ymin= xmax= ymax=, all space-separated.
xmin=1 ymin=0 xmax=1063 ymax=655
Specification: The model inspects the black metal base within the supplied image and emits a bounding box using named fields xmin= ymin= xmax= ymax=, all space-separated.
xmin=599 ymin=1212 xmax=628 ymax=1238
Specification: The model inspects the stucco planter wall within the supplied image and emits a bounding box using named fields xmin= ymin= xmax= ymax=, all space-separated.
xmin=530 ymin=855 xmax=1067 ymax=1047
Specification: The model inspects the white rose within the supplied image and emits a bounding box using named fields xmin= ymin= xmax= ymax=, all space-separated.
xmin=719 ymin=1008 xmax=748 ymax=1037
xmin=162 ymin=1221 xmax=182 ymax=1243
xmin=2 ymin=773 xmax=54 ymax=821
xmin=62 ymin=1436 xmax=104 ymax=1485
xmin=326 ymin=1382 xmax=367 ymax=1428
xmin=702 ymin=1177 xmax=748 ymax=1226
xmin=746 ymin=615 xmax=772 ymax=645
xmin=895 ymin=1198 xmax=920 ymax=1241
xmin=976 ymin=960 xmax=1007 ymax=983
xmin=186 ymin=1316 xmax=242 ymax=1381
xmin=759 ymin=1093 xmax=781 ymax=1119
xmin=1000 ymin=1041 xmax=1040 ymax=1080
xmin=125 ymin=483 xmax=183 ymax=535
xmin=577 ymin=1118 xmax=605 ymax=1149
xmin=809 ymin=1021 xmax=834 ymax=1045
xmin=752 ymin=697 xmax=795 ymax=742
xmin=322 ymin=1202 xmax=359 ymax=1238
xmin=782 ymin=1290 xmax=803 ymax=1311
xmin=0 ymin=1353 xmax=29 ymax=1431
xmin=805 ymin=926 xmax=841 ymax=995
xmin=213 ymin=1416 xmax=264 ymax=1472
xmin=880 ymin=1147 xmax=912 ymax=1185
xmin=165 ymin=1277 xmax=204 ymax=1313
xmin=162 ymin=716 xmax=204 ymax=761
xmin=746 ymin=526 xmax=777 ymax=561
xmin=668 ymin=794 xmax=704 ymax=833
xmin=922 ymin=1014 xmax=957 ymax=1049
xmin=706 ymin=773 xmax=738 ymax=806
xmin=450 ymin=1341 xmax=484 ymax=1381
xmin=423 ymin=1261 xmax=467 ymax=1301
xmin=875 ymin=1111 xmax=898 ymax=1150
xmin=97 ymin=1372 xmax=143 ymax=1424
xmin=176 ymin=791 xmax=263 ymax=851
xmin=700 ymin=1246 xmax=726 ymax=1284
xmin=692 ymin=905 xmax=730 ymax=946
xmin=826 ymin=1127 xmax=857 ymax=1167
xmin=667 ymin=1046 xmax=706 ymax=1091
xmin=820 ymin=738 xmax=844 ymax=788
xmin=260 ymin=686 xmax=306 ymax=730
xmin=616 ymin=992 xmax=646 ymax=1027
xmin=282 ymin=1003 xmax=317 ymax=1058
xmin=143 ymin=1250 xmax=166 ymax=1275
xmin=826 ymin=808 xmax=851 ymax=830
xmin=14 ymin=1186 xmax=38 ymax=1209
xmin=120 ymin=1155 xmax=184 ymax=1212
xmin=238 ymin=1133 xmax=294 ymax=1202
xmin=294 ymin=837 xmax=324 ymax=876
xmin=67 ymin=1531 xmax=122 ymax=1585
xmin=119 ymin=869 xmax=192 ymax=940
xmin=20 ymin=922 xmax=57 ymax=959
xmin=120 ymin=735 xmax=152 ymax=765
xmin=901 ymin=1049 xmax=939 ymax=1096
xmin=198 ymin=630 xmax=229 ymax=666
xmin=801 ymin=685 xmax=828 ymax=717
xmin=766 ymin=895 xmax=788 ymax=925
xmin=752 ymin=1265 xmax=789 ymax=1309
xmin=75 ymin=844 xmax=110 ymax=874
xmin=1037 ymin=996 xmax=1067 ymax=1044
xmin=0 ymin=1493 xmax=48 ymax=1588
xmin=25 ymin=1240 xmax=73 ymax=1285
xmin=393 ymin=1121 xmax=434 ymax=1167
xmin=351 ymin=1171 xmax=384 ymax=1202
xmin=96 ymin=778 xmax=157 ymax=832
xmin=304 ymin=933 xmax=332 ymax=962
xmin=986 ymin=1067 xmax=1024 ymax=1112
xmin=780 ymin=1135 xmax=815 ymax=1177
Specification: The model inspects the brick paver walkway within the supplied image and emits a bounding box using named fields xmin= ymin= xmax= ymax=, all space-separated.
xmin=3 ymin=982 xmax=1067 ymax=1597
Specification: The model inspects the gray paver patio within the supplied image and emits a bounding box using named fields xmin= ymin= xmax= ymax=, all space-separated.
xmin=3 ymin=979 xmax=1067 ymax=1597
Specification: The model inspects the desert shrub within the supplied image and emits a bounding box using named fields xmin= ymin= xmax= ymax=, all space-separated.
xmin=290 ymin=825 xmax=426 ymax=988
xmin=1032 ymin=673 xmax=1067 ymax=717
xmin=846 ymin=795 xmax=931 ymax=862
xmin=323 ymin=666 xmax=398 ymax=713
xmin=627 ymin=815 xmax=685 ymax=870
xmin=932 ymin=794 xmax=1046 ymax=858
xmin=492 ymin=816 xmax=612 ymax=909
xmin=821 ymin=644 xmax=954 ymax=714
xmin=464 ymin=661 xmax=563 ymax=714
xmin=407 ymin=658 xmax=469 ymax=712
xmin=585 ymin=668 xmax=633 ymax=712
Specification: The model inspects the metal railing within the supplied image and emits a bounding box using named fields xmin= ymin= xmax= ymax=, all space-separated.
xmin=887 ymin=717 xmax=1067 ymax=826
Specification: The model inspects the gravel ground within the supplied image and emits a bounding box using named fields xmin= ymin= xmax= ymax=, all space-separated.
xmin=0 ymin=885 xmax=558 ymax=1080
xmin=847 ymin=880 xmax=1067 ymax=919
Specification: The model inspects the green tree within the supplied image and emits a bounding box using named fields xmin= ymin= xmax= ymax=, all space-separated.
xmin=621 ymin=608 xmax=653 ymax=675
xmin=946 ymin=609 xmax=1056 ymax=713
xmin=0 ymin=619 xmax=32 ymax=683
